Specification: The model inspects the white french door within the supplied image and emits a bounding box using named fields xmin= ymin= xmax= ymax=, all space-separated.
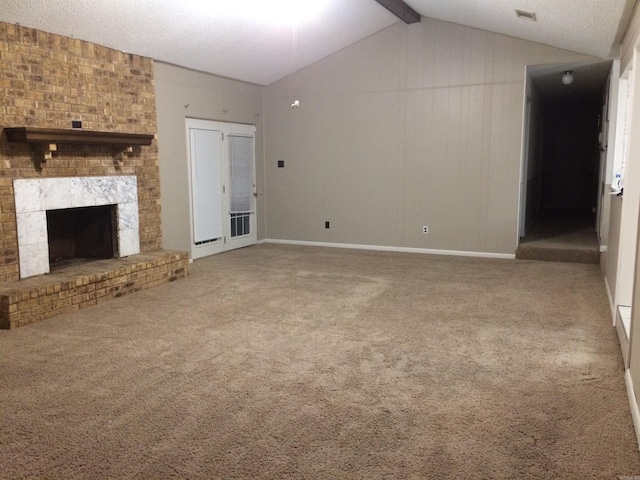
xmin=186 ymin=118 xmax=257 ymax=259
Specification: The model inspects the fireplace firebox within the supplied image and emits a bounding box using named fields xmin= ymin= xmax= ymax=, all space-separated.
xmin=47 ymin=205 xmax=117 ymax=267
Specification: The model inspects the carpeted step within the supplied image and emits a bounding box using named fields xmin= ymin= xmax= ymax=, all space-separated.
xmin=515 ymin=243 xmax=600 ymax=264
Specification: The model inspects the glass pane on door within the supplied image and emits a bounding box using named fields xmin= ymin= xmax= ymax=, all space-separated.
xmin=229 ymin=135 xmax=253 ymax=238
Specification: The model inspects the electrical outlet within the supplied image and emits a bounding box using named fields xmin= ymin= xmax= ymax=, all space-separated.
xmin=325 ymin=221 xmax=330 ymax=229
xmin=422 ymin=226 xmax=429 ymax=234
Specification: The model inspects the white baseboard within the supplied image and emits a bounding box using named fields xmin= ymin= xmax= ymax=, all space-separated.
xmin=617 ymin=306 xmax=631 ymax=368
xmin=626 ymin=369 xmax=640 ymax=452
xmin=262 ymin=239 xmax=516 ymax=260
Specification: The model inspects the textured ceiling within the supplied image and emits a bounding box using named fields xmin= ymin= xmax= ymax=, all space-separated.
xmin=2 ymin=0 xmax=397 ymax=85
xmin=1 ymin=0 xmax=636 ymax=86
xmin=406 ymin=0 xmax=635 ymax=60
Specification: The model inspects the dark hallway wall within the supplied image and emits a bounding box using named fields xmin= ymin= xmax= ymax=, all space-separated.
xmin=540 ymin=99 xmax=600 ymax=217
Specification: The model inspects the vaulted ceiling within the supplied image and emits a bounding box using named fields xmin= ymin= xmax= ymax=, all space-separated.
xmin=1 ymin=0 xmax=637 ymax=86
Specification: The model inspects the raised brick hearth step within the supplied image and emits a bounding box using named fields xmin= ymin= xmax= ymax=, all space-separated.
xmin=0 ymin=250 xmax=189 ymax=329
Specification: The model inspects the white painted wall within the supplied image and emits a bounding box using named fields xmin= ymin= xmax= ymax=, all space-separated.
xmin=611 ymin=1 xmax=640 ymax=450
xmin=599 ymin=61 xmax=621 ymax=250
xmin=615 ymin=71 xmax=639 ymax=313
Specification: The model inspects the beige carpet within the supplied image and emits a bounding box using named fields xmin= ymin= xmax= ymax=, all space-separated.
xmin=1 ymin=244 xmax=639 ymax=479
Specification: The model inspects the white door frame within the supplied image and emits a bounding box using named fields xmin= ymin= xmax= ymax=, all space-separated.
xmin=186 ymin=118 xmax=257 ymax=260
xmin=518 ymin=94 xmax=532 ymax=238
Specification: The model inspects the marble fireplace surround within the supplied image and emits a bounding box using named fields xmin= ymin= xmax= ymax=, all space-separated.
xmin=14 ymin=176 xmax=140 ymax=279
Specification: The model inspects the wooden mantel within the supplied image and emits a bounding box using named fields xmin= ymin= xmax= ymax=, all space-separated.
xmin=4 ymin=127 xmax=155 ymax=146
xmin=3 ymin=127 xmax=155 ymax=166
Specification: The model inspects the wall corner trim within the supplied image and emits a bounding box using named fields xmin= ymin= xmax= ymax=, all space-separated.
xmin=625 ymin=369 xmax=640 ymax=453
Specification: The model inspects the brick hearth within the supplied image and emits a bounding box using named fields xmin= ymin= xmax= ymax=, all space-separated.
xmin=0 ymin=250 xmax=189 ymax=329
xmin=0 ymin=22 xmax=189 ymax=328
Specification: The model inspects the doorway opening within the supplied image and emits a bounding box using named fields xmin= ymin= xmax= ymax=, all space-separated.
xmin=517 ymin=61 xmax=612 ymax=263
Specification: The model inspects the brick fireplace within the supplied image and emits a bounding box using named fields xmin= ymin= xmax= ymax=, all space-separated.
xmin=0 ymin=22 xmax=189 ymax=329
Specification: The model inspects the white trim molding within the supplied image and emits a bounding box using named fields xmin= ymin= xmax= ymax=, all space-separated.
xmin=262 ymin=239 xmax=516 ymax=260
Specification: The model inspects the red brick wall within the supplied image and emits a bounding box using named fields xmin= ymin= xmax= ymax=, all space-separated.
xmin=0 ymin=22 xmax=162 ymax=283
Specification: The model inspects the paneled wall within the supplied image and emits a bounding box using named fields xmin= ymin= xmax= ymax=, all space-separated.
xmin=263 ymin=18 xmax=596 ymax=255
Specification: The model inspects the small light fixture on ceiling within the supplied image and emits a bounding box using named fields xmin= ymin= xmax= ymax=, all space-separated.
xmin=562 ymin=71 xmax=574 ymax=85
xmin=515 ymin=9 xmax=536 ymax=21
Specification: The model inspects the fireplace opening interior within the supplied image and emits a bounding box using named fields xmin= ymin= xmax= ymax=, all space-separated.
xmin=46 ymin=205 xmax=117 ymax=268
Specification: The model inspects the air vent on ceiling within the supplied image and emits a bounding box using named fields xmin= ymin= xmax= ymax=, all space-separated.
xmin=515 ymin=9 xmax=537 ymax=21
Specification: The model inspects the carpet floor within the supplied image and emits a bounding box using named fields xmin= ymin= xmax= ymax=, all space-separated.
xmin=1 ymin=244 xmax=639 ymax=479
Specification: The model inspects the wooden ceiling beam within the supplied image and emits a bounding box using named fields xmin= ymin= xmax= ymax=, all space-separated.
xmin=374 ymin=0 xmax=421 ymax=24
